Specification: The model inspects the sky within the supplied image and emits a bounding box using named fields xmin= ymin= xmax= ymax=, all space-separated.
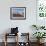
xmin=12 ymin=8 xmax=24 ymax=14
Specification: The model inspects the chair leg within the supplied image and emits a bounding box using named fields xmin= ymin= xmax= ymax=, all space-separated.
xmin=4 ymin=41 xmax=7 ymax=46
xmin=16 ymin=35 xmax=18 ymax=46
xmin=4 ymin=33 xmax=7 ymax=46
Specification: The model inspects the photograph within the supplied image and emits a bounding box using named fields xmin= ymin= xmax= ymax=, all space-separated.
xmin=10 ymin=7 xmax=26 ymax=20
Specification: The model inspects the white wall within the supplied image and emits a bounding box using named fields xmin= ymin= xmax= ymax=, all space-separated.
xmin=0 ymin=0 xmax=37 ymax=42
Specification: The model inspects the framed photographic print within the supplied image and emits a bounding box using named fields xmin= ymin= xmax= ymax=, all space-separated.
xmin=37 ymin=0 xmax=46 ymax=18
xmin=36 ymin=0 xmax=46 ymax=26
xmin=10 ymin=7 xmax=26 ymax=20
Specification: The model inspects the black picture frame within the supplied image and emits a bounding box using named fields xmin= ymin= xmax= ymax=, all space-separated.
xmin=10 ymin=7 xmax=26 ymax=20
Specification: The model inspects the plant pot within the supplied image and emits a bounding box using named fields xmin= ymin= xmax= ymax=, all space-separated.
xmin=37 ymin=39 xmax=45 ymax=44
xmin=40 ymin=38 xmax=45 ymax=43
xmin=37 ymin=39 xmax=40 ymax=43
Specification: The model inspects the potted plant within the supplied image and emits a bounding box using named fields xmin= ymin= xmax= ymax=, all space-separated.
xmin=32 ymin=25 xmax=39 ymax=30
xmin=32 ymin=24 xmax=45 ymax=30
xmin=33 ymin=32 xmax=46 ymax=43
xmin=40 ymin=26 xmax=45 ymax=29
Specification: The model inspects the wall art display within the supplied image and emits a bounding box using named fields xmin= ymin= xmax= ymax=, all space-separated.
xmin=10 ymin=7 xmax=26 ymax=20
xmin=36 ymin=0 xmax=46 ymax=26
xmin=37 ymin=0 xmax=46 ymax=18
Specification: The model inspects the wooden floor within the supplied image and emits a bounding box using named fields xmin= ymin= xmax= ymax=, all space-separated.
xmin=0 ymin=42 xmax=46 ymax=46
